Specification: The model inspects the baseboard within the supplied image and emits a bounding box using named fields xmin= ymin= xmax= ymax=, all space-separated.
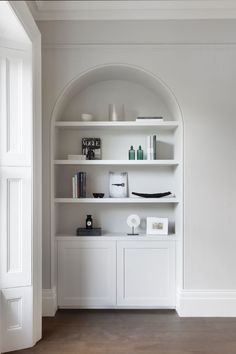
xmin=42 ymin=287 xmax=57 ymax=317
xmin=176 ymin=289 xmax=236 ymax=317
xmin=42 ymin=287 xmax=236 ymax=317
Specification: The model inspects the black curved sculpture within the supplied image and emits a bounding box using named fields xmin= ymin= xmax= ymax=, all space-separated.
xmin=132 ymin=191 xmax=172 ymax=198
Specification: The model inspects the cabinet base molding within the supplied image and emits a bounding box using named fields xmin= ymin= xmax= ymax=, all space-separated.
xmin=42 ymin=287 xmax=57 ymax=317
xmin=177 ymin=289 xmax=236 ymax=317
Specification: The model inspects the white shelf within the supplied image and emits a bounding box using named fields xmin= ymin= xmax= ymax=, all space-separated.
xmin=54 ymin=197 xmax=179 ymax=204
xmin=55 ymin=121 xmax=179 ymax=130
xmin=54 ymin=159 xmax=179 ymax=166
xmin=56 ymin=233 xmax=177 ymax=241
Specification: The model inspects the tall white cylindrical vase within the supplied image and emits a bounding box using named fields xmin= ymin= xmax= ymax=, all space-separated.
xmin=109 ymin=104 xmax=118 ymax=121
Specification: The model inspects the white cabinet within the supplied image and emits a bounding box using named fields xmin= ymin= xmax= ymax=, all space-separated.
xmin=58 ymin=240 xmax=116 ymax=307
xmin=57 ymin=238 xmax=176 ymax=308
xmin=117 ymin=241 xmax=176 ymax=307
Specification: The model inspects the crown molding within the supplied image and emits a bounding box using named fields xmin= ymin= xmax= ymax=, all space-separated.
xmin=27 ymin=1 xmax=236 ymax=21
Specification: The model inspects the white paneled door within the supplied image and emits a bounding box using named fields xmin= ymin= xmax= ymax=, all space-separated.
xmin=0 ymin=49 xmax=33 ymax=352
xmin=0 ymin=1 xmax=42 ymax=352
xmin=0 ymin=48 xmax=33 ymax=351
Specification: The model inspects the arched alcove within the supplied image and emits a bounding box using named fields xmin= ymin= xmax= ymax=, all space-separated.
xmin=51 ymin=64 xmax=183 ymax=309
xmin=51 ymin=64 xmax=183 ymax=123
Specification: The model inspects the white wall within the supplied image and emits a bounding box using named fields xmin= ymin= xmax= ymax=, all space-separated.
xmin=38 ymin=20 xmax=236 ymax=290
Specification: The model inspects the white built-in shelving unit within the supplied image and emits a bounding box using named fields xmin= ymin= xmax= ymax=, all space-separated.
xmin=51 ymin=65 xmax=183 ymax=309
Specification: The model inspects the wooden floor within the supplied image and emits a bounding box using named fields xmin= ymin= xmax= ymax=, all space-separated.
xmin=12 ymin=310 xmax=236 ymax=354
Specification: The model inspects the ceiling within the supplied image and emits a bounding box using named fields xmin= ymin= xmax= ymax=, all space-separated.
xmin=27 ymin=1 xmax=236 ymax=21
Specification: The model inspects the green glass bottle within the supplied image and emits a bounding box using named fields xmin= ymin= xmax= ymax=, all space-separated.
xmin=129 ymin=145 xmax=135 ymax=160
xmin=137 ymin=145 xmax=144 ymax=160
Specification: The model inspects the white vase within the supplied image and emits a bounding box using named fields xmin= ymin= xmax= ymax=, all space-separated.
xmin=108 ymin=103 xmax=118 ymax=121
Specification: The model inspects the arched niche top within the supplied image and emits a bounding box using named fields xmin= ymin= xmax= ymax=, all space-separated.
xmin=51 ymin=64 xmax=183 ymax=123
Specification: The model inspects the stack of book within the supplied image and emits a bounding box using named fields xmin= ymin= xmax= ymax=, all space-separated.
xmin=68 ymin=154 xmax=86 ymax=160
xmin=136 ymin=116 xmax=163 ymax=122
xmin=72 ymin=172 xmax=86 ymax=198
xmin=147 ymin=135 xmax=156 ymax=160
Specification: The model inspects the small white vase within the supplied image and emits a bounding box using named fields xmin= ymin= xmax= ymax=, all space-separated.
xmin=108 ymin=104 xmax=118 ymax=121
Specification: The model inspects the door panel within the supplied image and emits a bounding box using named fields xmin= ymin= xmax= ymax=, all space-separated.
xmin=1 ymin=286 xmax=33 ymax=352
xmin=0 ymin=49 xmax=31 ymax=167
xmin=0 ymin=167 xmax=31 ymax=288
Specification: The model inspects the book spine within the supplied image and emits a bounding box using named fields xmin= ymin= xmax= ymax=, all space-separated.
xmin=75 ymin=174 xmax=78 ymax=199
xmin=78 ymin=172 xmax=82 ymax=198
xmin=72 ymin=176 xmax=75 ymax=198
xmin=72 ymin=177 xmax=75 ymax=198
xmin=147 ymin=135 xmax=154 ymax=160
xmin=76 ymin=172 xmax=80 ymax=198
xmin=136 ymin=119 xmax=164 ymax=123
xmin=150 ymin=136 xmax=154 ymax=160
xmin=82 ymin=172 xmax=86 ymax=198
xmin=153 ymin=135 xmax=156 ymax=160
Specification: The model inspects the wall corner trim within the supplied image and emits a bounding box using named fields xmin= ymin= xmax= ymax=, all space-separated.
xmin=176 ymin=289 xmax=236 ymax=317
xmin=42 ymin=287 xmax=57 ymax=317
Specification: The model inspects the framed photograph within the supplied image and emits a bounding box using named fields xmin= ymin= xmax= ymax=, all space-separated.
xmin=82 ymin=137 xmax=101 ymax=160
xmin=109 ymin=172 xmax=128 ymax=198
xmin=146 ymin=217 xmax=168 ymax=235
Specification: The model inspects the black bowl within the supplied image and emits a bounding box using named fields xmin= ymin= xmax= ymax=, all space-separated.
xmin=93 ymin=193 xmax=105 ymax=198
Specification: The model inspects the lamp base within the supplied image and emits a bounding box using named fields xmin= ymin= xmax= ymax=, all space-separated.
xmin=127 ymin=226 xmax=139 ymax=236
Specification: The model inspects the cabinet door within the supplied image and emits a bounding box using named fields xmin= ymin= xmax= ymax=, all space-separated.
xmin=58 ymin=240 xmax=116 ymax=307
xmin=117 ymin=241 xmax=176 ymax=307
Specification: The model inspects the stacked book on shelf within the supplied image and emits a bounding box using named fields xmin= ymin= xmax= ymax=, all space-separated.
xmin=136 ymin=116 xmax=163 ymax=122
xmin=72 ymin=172 xmax=86 ymax=198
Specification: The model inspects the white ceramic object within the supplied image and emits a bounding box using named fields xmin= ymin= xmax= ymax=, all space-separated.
xmin=127 ymin=214 xmax=140 ymax=235
xmin=108 ymin=104 xmax=118 ymax=121
xmin=108 ymin=104 xmax=125 ymax=121
xmin=81 ymin=113 xmax=93 ymax=121
xmin=127 ymin=214 xmax=141 ymax=228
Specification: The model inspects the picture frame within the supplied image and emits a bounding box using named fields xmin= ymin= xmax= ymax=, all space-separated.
xmin=146 ymin=217 xmax=168 ymax=235
xmin=109 ymin=172 xmax=128 ymax=198
xmin=82 ymin=137 xmax=101 ymax=160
